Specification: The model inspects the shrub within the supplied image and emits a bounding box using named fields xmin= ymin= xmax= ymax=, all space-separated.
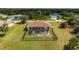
xmin=20 ymin=20 xmax=26 ymax=24
xmin=73 ymin=26 xmax=79 ymax=34
xmin=59 ymin=22 xmax=68 ymax=28
xmin=64 ymin=34 xmax=79 ymax=50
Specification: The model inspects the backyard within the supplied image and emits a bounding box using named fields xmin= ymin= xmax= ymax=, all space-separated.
xmin=0 ymin=22 xmax=72 ymax=50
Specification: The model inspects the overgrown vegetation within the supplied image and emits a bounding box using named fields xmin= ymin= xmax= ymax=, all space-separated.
xmin=59 ymin=12 xmax=79 ymax=50
xmin=64 ymin=34 xmax=79 ymax=50
xmin=0 ymin=9 xmax=79 ymax=20
xmin=59 ymin=22 xmax=68 ymax=28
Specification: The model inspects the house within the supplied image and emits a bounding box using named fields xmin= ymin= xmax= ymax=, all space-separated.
xmin=49 ymin=13 xmax=62 ymax=20
xmin=7 ymin=16 xmax=14 ymax=24
xmin=8 ymin=14 xmax=24 ymax=20
xmin=7 ymin=14 xmax=24 ymax=23
xmin=26 ymin=21 xmax=51 ymax=35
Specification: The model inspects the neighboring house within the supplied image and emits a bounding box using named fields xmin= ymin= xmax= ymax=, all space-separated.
xmin=49 ymin=13 xmax=62 ymax=20
xmin=13 ymin=14 xmax=24 ymax=19
xmin=7 ymin=14 xmax=25 ymax=23
xmin=8 ymin=14 xmax=24 ymax=20
xmin=26 ymin=21 xmax=51 ymax=35
xmin=7 ymin=16 xmax=14 ymax=24
xmin=8 ymin=14 xmax=28 ymax=20
xmin=7 ymin=19 xmax=13 ymax=24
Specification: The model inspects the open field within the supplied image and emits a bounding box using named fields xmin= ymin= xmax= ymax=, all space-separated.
xmin=0 ymin=22 xmax=72 ymax=50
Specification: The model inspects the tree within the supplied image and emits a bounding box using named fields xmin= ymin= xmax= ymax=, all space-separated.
xmin=1 ymin=16 xmax=8 ymax=21
xmin=20 ymin=15 xmax=29 ymax=24
xmin=59 ymin=22 xmax=68 ymax=28
xmin=64 ymin=34 xmax=79 ymax=50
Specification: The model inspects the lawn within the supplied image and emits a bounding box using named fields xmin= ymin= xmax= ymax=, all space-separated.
xmin=0 ymin=22 xmax=72 ymax=50
xmin=49 ymin=22 xmax=72 ymax=49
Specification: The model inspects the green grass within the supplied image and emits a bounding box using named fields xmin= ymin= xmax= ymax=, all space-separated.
xmin=49 ymin=22 xmax=72 ymax=49
xmin=59 ymin=18 xmax=65 ymax=20
xmin=48 ymin=17 xmax=66 ymax=21
xmin=48 ymin=18 xmax=54 ymax=20
xmin=0 ymin=24 xmax=59 ymax=50
xmin=0 ymin=22 xmax=72 ymax=50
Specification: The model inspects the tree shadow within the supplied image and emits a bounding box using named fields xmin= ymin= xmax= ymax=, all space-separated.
xmin=0 ymin=34 xmax=5 ymax=37
xmin=50 ymin=28 xmax=58 ymax=40
xmin=21 ymin=31 xmax=27 ymax=40
xmin=69 ymin=30 xmax=77 ymax=35
xmin=21 ymin=27 xmax=28 ymax=40
xmin=64 ymin=45 xmax=72 ymax=50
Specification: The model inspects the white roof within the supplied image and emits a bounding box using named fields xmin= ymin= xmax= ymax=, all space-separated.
xmin=50 ymin=13 xmax=62 ymax=17
xmin=8 ymin=14 xmax=25 ymax=19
